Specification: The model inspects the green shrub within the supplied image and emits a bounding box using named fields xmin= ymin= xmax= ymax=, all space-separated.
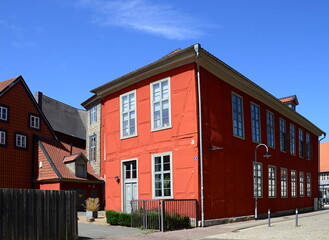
xmin=165 ymin=213 xmax=191 ymax=231
xmin=106 ymin=210 xmax=131 ymax=227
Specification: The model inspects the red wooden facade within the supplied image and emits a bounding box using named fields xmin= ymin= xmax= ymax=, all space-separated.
xmin=85 ymin=45 xmax=325 ymax=223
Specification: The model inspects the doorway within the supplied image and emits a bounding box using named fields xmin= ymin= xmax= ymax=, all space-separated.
xmin=122 ymin=160 xmax=137 ymax=213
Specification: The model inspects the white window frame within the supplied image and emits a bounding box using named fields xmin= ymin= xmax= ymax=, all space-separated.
xmin=291 ymin=170 xmax=297 ymax=198
xmin=306 ymin=173 xmax=311 ymax=197
xmin=266 ymin=111 xmax=275 ymax=147
xmin=268 ymin=165 xmax=276 ymax=198
xmin=300 ymin=171 xmax=305 ymax=197
xmin=251 ymin=102 xmax=261 ymax=143
xmin=89 ymin=134 xmax=96 ymax=161
xmin=150 ymin=77 xmax=171 ymax=131
xmin=306 ymin=133 xmax=311 ymax=160
xmin=16 ymin=134 xmax=27 ymax=148
xmin=299 ymin=129 xmax=304 ymax=158
xmin=0 ymin=130 xmax=6 ymax=145
xmin=253 ymin=162 xmax=262 ymax=198
xmin=90 ymin=106 xmax=97 ymax=124
xmin=0 ymin=105 xmax=8 ymax=121
xmin=152 ymin=152 xmax=173 ymax=199
xmin=290 ymin=124 xmax=296 ymax=155
xmin=280 ymin=168 xmax=288 ymax=198
xmin=120 ymin=90 xmax=137 ymax=138
xmin=232 ymin=92 xmax=244 ymax=138
xmin=30 ymin=114 xmax=40 ymax=129
xmin=279 ymin=118 xmax=286 ymax=152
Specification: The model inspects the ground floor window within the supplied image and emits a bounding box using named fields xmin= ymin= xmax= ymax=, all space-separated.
xmin=307 ymin=173 xmax=311 ymax=197
xmin=300 ymin=172 xmax=305 ymax=197
xmin=253 ymin=162 xmax=262 ymax=197
xmin=291 ymin=170 xmax=297 ymax=197
xmin=268 ymin=166 xmax=276 ymax=197
xmin=153 ymin=152 xmax=172 ymax=198
xmin=281 ymin=168 xmax=288 ymax=197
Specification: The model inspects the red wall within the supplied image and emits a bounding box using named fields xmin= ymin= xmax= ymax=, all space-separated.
xmin=0 ymin=81 xmax=54 ymax=189
xmin=200 ymin=67 xmax=319 ymax=219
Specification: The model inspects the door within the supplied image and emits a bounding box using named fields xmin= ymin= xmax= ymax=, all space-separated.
xmin=123 ymin=160 xmax=137 ymax=213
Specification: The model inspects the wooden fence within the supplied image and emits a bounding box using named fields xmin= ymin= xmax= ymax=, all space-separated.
xmin=0 ymin=188 xmax=78 ymax=240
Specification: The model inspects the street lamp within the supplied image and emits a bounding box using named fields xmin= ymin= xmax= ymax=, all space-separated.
xmin=254 ymin=143 xmax=271 ymax=220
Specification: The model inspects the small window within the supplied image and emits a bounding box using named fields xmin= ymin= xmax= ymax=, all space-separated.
xmin=280 ymin=168 xmax=288 ymax=197
xmin=306 ymin=173 xmax=311 ymax=197
xmin=0 ymin=105 xmax=8 ymax=121
xmin=90 ymin=106 xmax=97 ymax=124
xmin=300 ymin=171 xmax=305 ymax=197
xmin=268 ymin=166 xmax=276 ymax=198
xmin=153 ymin=152 xmax=172 ymax=198
xmin=232 ymin=93 xmax=244 ymax=138
xmin=266 ymin=111 xmax=275 ymax=147
xmin=76 ymin=163 xmax=87 ymax=178
xmin=89 ymin=135 xmax=96 ymax=161
xmin=0 ymin=130 xmax=6 ymax=145
xmin=30 ymin=114 xmax=40 ymax=129
xmin=291 ymin=170 xmax=297 ymax=198
xmin=253 ymin=162 xmax=262 ymax=197
xmin=251 ymin=103 xmax=261 ymax=143
xmin=120 ymin=90 xmax=137 ymax=138
xmin=16 ymin=134 xmax=27 ymax=149
xmin=290 ymin=124 xmax=296 ymax=155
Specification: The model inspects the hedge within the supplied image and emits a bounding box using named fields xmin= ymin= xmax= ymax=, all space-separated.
xmin=106 ymin=210 xmax=131 ymax=227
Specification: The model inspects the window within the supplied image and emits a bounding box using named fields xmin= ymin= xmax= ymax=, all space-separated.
xmin=16 ymin=134 xmax=27 ymax=148
xmin=268 ymin=166 xmax=276 ymax=198
xmin=151 ymin=78 xmax=171 ymax=130
xmin=280 ymin=168 xmax=288 ymax=197
xmin=290 ymin=124 xmax=296 ymax=155
xmin=0 ymin=130 xmax=6 ymax=145
xmin=253 ymin=162 xmax=262 ymax=197
xmin=266 ymin=111 xmax=275 ymax=147
xmin=76 ymin=163 xmax=87 ymax=178
xmin=299 ymin=129 xmax=304 ymax=158
xmin=120 ymin=91 xmax=137 ymax=138
xmin=153 ymin=152 xmax=172 ymax=198
xmin=307 ymin=173 xmax=311 ymax=197
xmin=0 ymin=105 xmax=8 ymax=121
xmin=124 ymin=160 xmax=137 ymax=179
xmin=232 ymin=93 xmax=244 ymax=138
xmin=89 ymin=135 xmax=96 ymax=161
xmin=306 ymin=133 xmax=311 ymax=159
xmin=279 ymin=119 xmax=286 ymax=151
xmin=29 ymin=114 xmax=40 ymax=129
xmin=90 ymin=106 xmax=97 ymax=124
xmin=251 ymin=103 xmax=261 ymax=142
xmin=300 ymin=171 xmax=305 ymax=197
xmin=291 ymin=170 xmax=297 ymax=197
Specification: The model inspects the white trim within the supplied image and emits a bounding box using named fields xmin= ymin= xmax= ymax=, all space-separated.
xmin=30 ymin=115 xmax=40 ymax=129
xmin=150 ymin=77 xmax=172 ymax=132
xmin=0 ymin=130 xmax=6 ymax=145
xmin=299 ymin=171 xmax=305 ymax=197
xmin=121 ymin=158 xmax=138 ymax=212
xmin=280 ymin=167 xmax=288 ymax=198
xmin=16 ymin=134 xmax=27 ymax=148
xmin=306 ymin=172 xmax=311 ymax=197
xmin=152 ymin=151 xmax=173 ymax=199
xmin=253 ymin=161 xmax=263 ymax=198
xmin=231 ymin=92 xmax=245 ymax=139
xmin=291 ymin=169 xmax=297 ymax=198
xmin=268 ymin=165 xmax=276 ymax=198
xmin=0 ymin=106 xmax=8 ymax=121
xmin=120 ymin=90 xmax=138 ymax=139
xmin=250 ymin=102 xmax=261 ymax=143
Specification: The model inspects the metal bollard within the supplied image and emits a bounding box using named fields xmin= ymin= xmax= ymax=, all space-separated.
xmin=295 ymin=209 xmax=299 ymax=227
xmin=268 ymin=209 xmax=271 ymax=227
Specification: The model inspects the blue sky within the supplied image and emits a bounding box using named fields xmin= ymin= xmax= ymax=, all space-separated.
xmin=1 ymin=0 xmax=328 ymax=137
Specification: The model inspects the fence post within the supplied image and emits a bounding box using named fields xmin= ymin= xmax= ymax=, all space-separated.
xmin=143 ymin=201 xmax=146 ymax=230
xmin=268 ymin=209 xmax=271 ymax=227
xmin=295 ymin=209 xmax=299 ymax=227
xmin=161 ymin=200 xmax=165 ymax=232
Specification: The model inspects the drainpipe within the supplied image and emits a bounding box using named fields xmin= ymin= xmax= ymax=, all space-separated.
xmin=194 ymin=43 xmax=205 ymax=227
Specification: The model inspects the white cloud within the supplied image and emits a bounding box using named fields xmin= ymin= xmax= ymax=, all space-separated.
xmin=77 ymin=0 xmax=203 ymax=40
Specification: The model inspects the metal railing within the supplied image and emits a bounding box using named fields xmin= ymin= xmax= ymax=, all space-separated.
xmin=131 ymin=199 xmax=198 ymax=231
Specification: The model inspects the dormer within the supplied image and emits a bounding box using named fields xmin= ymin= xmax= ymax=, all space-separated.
xmin=279 ymin=95 xmax=299 ymax=111
xmin=63 ymin=153 xmax=88 ymax=178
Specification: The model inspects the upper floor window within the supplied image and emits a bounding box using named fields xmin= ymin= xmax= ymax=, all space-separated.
xmin=266 ymin=111 xmax=275 ymax=147
xmin=306 ymin=133 xmax=311 ymax=159
xmin=300 ymin=171 xmax=305 ymax=197
xmin=279 ymin=119 xmax=286 ymax=152
xmin=90 ymin=106 xmax=97 ymax=124
xmin=89 ymin=134 xmax=96 ymax=161
xmin=253 ymin=162 xmax=262 ymax=197
xmin=153 ymin=152 xmax=172 ymax=198
xmin=280 ymin=168 xmax=288 ymax=197
xmin=299 ymin=129 xmax=304 ymax=158
xmin=0 ymin=130 xmax=6 ymax=145
xmin=120 ymin=91 xmax=137 ymax=138
xmin=29 ymin=114 xmax=40 ymax=129
xmin=306 ymin=173 xmax=311 ymax=197
xmin=290 ymin=124 xmax=296 ymax=155
xmin=232 ymin=93 xmax=244 ymax=138
xmin=151 ymin=78 xmax=171 ymax=131
xmin=0 ymin=105 xmax=8 ymax=121
xmin=251 ymin=103 xmax=261 ymax=142
xmin=16 ymin=133 xmax=27 ymax=149
xmin=291 ymin=170 xmax=297 ymax=197
xmin=268 ymin=166 xmax=276 ymax=198
xmin=76 ymin=162 xmax=87 ymax=178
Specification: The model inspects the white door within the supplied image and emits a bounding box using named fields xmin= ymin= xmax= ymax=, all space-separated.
xmin=123 ymin=161 xmax=137 ymax=213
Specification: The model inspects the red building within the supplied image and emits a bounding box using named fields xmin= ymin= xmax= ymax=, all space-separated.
xmin=84 ymin=44 xmax=325 ymax=225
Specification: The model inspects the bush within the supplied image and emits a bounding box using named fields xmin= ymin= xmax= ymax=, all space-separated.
xmin=165 ymin=214 xmax=190 ymax=230
xmin=106 ymin=210 xmax=131 ymax=227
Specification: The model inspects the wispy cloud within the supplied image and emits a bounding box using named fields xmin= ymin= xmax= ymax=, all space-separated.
xmin=77 ymin=0 xmax=204 ymax=40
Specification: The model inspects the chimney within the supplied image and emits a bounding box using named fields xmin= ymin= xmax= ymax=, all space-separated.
xmin=34 ymin=91 xmax=43 ymax=109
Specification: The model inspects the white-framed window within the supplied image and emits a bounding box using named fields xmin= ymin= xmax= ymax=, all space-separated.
xmin=280 ymin=168 xmax=288 ymax=197
xmin=30 ymin=114 xmax=40 ymax=129
xmin=299 ymin=129 xmax=304 ymax=158
xmin=0 ymin=105 xmax=8 ymax=121
xmin=266 ymin=111 xmax=275 ymax=147
xmin=16 ymin=134 xmax=27 ymax=148
xmin=89 ymin=134 xmax=96 ymax=161
xmin=307 ymin=173 xmax=311 ymax=197
xmin=300 ymin=171 xmax=305 ymax=197
xmin=291 ymin=170 xmax=297 ymax=198
xmin=120 ymin=90 xmax=137 ymax=138
xmin=232 ymin=93 xmax=244 ymax=138
xmin=279 ymin=119 xmax=286 ymax=152
xmin=90 ymin=106 xmax=97 ymax=124
xmin=0 ymin=130 xmax=6 ymax=145
xmin=152 ymin=152 xmax=172 ymax=198
xmin=306 ymin=133 xmax=311 ymax=160
xmin=251 ymin=103 xmax=261 ymax=143
xmin=151 ymin=78 xmax=171 ymax=131
xmin=253 ymin=162 xmax=262 ymax=197
xmin=268 ymin=166 xmax=276 ymax=198
xmin=290 ymin=124 xmax=296 ymax=155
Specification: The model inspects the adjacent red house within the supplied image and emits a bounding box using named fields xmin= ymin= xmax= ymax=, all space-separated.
xmin=84 ymin=44 xmax=325 ymax=225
